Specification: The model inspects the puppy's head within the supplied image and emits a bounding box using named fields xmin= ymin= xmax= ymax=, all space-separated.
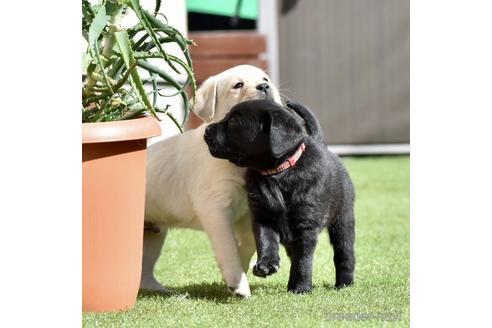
xmin=204 ymin=99 xmax=304 ymax=171
xmin=192 ymin=65 xmax=282 ymax=123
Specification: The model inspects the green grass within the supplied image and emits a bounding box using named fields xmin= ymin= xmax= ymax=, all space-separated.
xmin=83 ymin=155 xmax=409 ymax=327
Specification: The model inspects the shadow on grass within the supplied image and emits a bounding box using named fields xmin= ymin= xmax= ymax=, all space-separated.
xmin=137 ymin=280 xmax=349 ymax=303
xmin=138 ymin=282 xmax=235 ymax=303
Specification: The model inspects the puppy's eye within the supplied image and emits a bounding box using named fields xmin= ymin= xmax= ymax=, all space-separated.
xmin=233 ymin=82 xmax=244 ymax=89
xmin=263 ymin=77 xmax=269 ymax=82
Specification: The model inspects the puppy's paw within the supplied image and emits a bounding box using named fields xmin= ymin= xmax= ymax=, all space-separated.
xmin=229 ymin=285 xmax=251 ymax=298
xmin=139 ymin=277 xmax=173 ymax=295
xmin=253 ymin=258 xmax=279 ymax=278
xmin=287 ymin=284 xmax=313 ymax=294
xmin=335 ymin=271 xmax=354 ymax=289
xmin=228 ymin=273 xmax=251 ymax=298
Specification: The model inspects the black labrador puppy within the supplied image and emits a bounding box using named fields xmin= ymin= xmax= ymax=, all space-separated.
xmin=204 ymin=99 xmax=355 ymax=293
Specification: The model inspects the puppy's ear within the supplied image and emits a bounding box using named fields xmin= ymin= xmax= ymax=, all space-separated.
xmin=269 ymin=111 xmax=304 ymax=158
xmin=192 ymin=76 xmax=219 ymax=123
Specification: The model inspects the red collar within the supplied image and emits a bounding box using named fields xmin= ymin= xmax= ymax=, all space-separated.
xmin=258 ymin=143 xmax=306 ymax=176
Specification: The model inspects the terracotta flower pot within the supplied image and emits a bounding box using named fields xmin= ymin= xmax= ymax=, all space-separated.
xmin=82 ymin=116 xmax=161 ymax=312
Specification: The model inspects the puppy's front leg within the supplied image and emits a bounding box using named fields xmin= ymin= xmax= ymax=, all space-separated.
xmin=234 ymin=214 xmax=256 ymax=273
xmin=252 ymin=219 xmax=280 ymax=278
xmin=197 ymin=206 xmax=251 ymax=297
xmin=287 ymin=230 xmax=318 ymax=294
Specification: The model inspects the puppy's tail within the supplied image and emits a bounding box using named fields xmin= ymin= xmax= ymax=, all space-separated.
xmin=284 ymin=99 xmax=325 ymax=143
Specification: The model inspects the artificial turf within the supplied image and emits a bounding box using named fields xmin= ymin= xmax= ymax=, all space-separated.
xmin=83 ymin=155 xmax=410 ymax=327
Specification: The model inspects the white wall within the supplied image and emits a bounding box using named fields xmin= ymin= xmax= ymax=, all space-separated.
xmin=128 ymin=0 xmax=188 ymax=143
xmin=257 ymin=0 xmax=279 ymax=87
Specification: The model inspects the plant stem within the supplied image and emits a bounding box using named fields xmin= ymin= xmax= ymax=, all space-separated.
xmin=102 ymin=5 xmax=126 ymax=60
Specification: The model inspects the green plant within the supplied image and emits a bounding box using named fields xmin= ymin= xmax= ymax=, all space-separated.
xmin=82 ymin=0 xmax=196 ymax=130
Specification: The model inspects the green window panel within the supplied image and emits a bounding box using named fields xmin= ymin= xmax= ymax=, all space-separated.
xmin=187 ymin=0 xmax=258 ymax=20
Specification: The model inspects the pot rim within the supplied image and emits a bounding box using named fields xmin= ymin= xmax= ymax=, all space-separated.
xmin=83 ymin=116 xmax=162 ymax=144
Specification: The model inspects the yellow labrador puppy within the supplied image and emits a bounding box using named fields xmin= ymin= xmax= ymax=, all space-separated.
xmin=143 ymin=65 xmax=282 ymax=297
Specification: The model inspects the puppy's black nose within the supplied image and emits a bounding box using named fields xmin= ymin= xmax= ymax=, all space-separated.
xmin=256 ymin=83 xmax=270 ymax=94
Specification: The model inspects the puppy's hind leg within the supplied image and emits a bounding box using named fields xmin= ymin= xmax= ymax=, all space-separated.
xmin=234 ymin=214 xmax=256 ymax=273
xmin=328 ymin=206 xmax=355 ymax=289
xmin=140 ymin=226 xmax=171 ymax=293
xmin=196 ymin=205 xmax=251 ymax=297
